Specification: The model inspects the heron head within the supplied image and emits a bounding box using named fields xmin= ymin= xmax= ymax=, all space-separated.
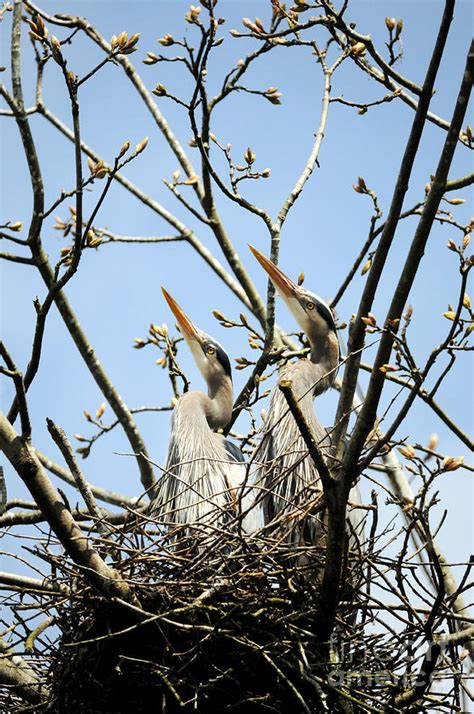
xmin=161 ymin=288 xmax=232 ymax=386
xmin=249 ymin=245 xmax=337 ymax=348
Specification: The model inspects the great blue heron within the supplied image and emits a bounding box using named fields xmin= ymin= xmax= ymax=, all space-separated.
xmin=249 ymin=246 xmax=364 ymax=562
xmin=150 ymin=288 xmax=259 ymax=542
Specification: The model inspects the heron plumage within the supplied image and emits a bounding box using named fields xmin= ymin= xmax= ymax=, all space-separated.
xmin=150 ymin=289 xmax=260 ymax=542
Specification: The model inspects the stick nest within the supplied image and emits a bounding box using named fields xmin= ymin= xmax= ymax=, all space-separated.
xmin=41 ymin=523 xmax=361 ymax=713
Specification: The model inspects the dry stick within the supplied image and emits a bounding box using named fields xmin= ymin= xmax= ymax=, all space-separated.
xmin=445 ymin=172 xmax=474 ymax=191
xmin=344 ymin=372 xmax=474 ymax=665
xmin=279 ymin=380 xmax=333 ymax=490
xmin=35 ymin=449 xmax=137 ymax=508
xmin=46 ymin=419 xmax=110 ymax=534
xmin=0 ymin=636 xmax=46 ymax=706
xmin=37 ymin=106 xmax=253 ymax=311
xmin=383 ymin=450 xmax=474 ymax=665
xmin=347 ymin=350 xmax=474 ymax=663
xmin=0 ymin=466 xmax=6 ymax=516
xmin=0 ymin=342 xmax=31 ymax=441
xmin=35 ymin=8 xmax=271 ymax=329
xmin=0 ymin=505 xmax=137 ymax=528
xmin=393 ymin=642 xmax=440 ymax=709
xmin=358 ymin=267 xmax=471 ymax=472
xmin=0 ymin=571 xmax=66 ymax=594
xmin=0 ymin=412 xmax=135 ymax=602
xmin=321 ymin=0 xmax=458 ymax=624
xmin=322 ymin=0 xmax=471 ymax=147
xmin=333 ymin=0 xmax=456 ymax=460
xmin=358 ymin=362 xmax=473 ymax=450
xmin=5 ymin=4 xmax=154 ymax=492
xmin=345 ymin=38 xmax=473 ymax=476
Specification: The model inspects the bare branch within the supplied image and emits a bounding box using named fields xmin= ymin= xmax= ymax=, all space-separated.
xmin=0 ymin=637 xmax=46 ymax=706
xmin=0 ymin=410 xmax=135 ymax=601
xmin=333 ymin=0 xmax=456 ymax=459
xmin=34 ymin=450 xmax=145 ymax=509
xmin=349 ymin=37 xmax=473 ymax=475
xmin=46 ymin=419 xmax=110 ymax=534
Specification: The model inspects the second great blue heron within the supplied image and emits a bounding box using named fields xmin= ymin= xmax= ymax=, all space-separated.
xmin=150 ymin=289 xmax=258 ymax=542
xmin=249 ymin=246 xmax=364 ymax=559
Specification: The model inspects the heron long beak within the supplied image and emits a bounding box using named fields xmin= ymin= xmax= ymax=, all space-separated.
xmin=161 ymin=287 xmax=201 ymax=343
xmin=248 ymin=245 xmax=298 ymax=299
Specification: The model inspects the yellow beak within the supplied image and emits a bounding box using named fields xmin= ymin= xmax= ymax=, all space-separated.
xmin=161 ymin=287 xmax=201 ymax=343
xmin=249 ymin=245 xmax=298 ymax=299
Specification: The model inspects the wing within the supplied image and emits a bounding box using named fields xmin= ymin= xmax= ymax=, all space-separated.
xmin=150 ymin=402 xmax=234 ymax=536
xmin=255 ymin=362 xmax=327 ymax=546
xmin=223 ymin=438 xmax=261 ymax=535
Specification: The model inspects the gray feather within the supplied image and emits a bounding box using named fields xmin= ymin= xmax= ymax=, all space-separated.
xmin=150 ymin=393 xmax=260 ymax=539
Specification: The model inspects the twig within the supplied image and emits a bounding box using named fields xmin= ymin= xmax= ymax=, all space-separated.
xmin=333 ymin=0 xmax=456 ymax=459
xmin=279 ymin=379 xmax=333 ymax=490
xmin=46 ymin=418 xmax=110 ymax=534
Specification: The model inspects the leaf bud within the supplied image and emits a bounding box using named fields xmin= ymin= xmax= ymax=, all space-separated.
xmin=135 ymin=137 xmax=149 ymax=154
xmin=361 ymin=258 xmax=372 ymax=275
xmin=398 ymin=444 xmax=415 ymax=459
xmin=96 ymin=402 xmax=106 ymax=419
xmin=379 ymin=364 xmax=398 ymax=373
xmin=143 ymin=52 xmax=159 ymax=64
xmin=350 ymin=42 xmax=366 ymax=57
xmin=442 ymin=456 xmax=464 ymax=472
xmin=118 ymin=140 xmax=130 ymax=158
xmin=50 ymin=35 xmax=63 ymax=64
xmin=152 ymin=83 xmax=167 ymax=96
xmin=445 ymin=197 xmax=465 ymax=205
xmin=242 ymin=17 xmax=262 ymax=34
xmin=158 ymin=34 xmax=174 ymax=46
xmin=244 ymin=146 xmax=256 ymax=165
xmin=426 ymin=433 xmax=439 ymax=451
xmin=186 ymin=6 xmax=202 ymax=23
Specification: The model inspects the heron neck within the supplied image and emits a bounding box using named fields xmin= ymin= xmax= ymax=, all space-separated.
xmin=309 ymin=331 xmax=339 ymax=396
xmin=204 ymin=375 xmax=233 ymax=430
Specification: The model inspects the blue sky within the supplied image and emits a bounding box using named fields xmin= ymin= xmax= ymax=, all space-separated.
xmin=1 ymin=0 xmax=472 ymax=578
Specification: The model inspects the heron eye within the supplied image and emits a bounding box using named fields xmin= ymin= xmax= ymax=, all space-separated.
xmin=206 ymin=345 xmax=216 ymax=356
xmin=306 ymin=301 xmax=315 ymax=311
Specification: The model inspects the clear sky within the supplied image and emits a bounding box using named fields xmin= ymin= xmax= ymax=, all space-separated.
xmin=1 ymin=0 xmax=472 ymax=581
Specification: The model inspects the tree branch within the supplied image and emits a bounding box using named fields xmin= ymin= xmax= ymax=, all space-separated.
xmin=46 ymin=418 xmax=110 ymax=534
xmin=333 ymin=0 xmax=456 ymax=460
xmin=0 ymin=411 xmax=135 ymax=601
xmin=0 ymin=637 xmax=46 ymax=706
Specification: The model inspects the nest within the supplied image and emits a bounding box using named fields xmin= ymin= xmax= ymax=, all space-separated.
xmin=40 ymin=522 xmax=363 ymax=714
